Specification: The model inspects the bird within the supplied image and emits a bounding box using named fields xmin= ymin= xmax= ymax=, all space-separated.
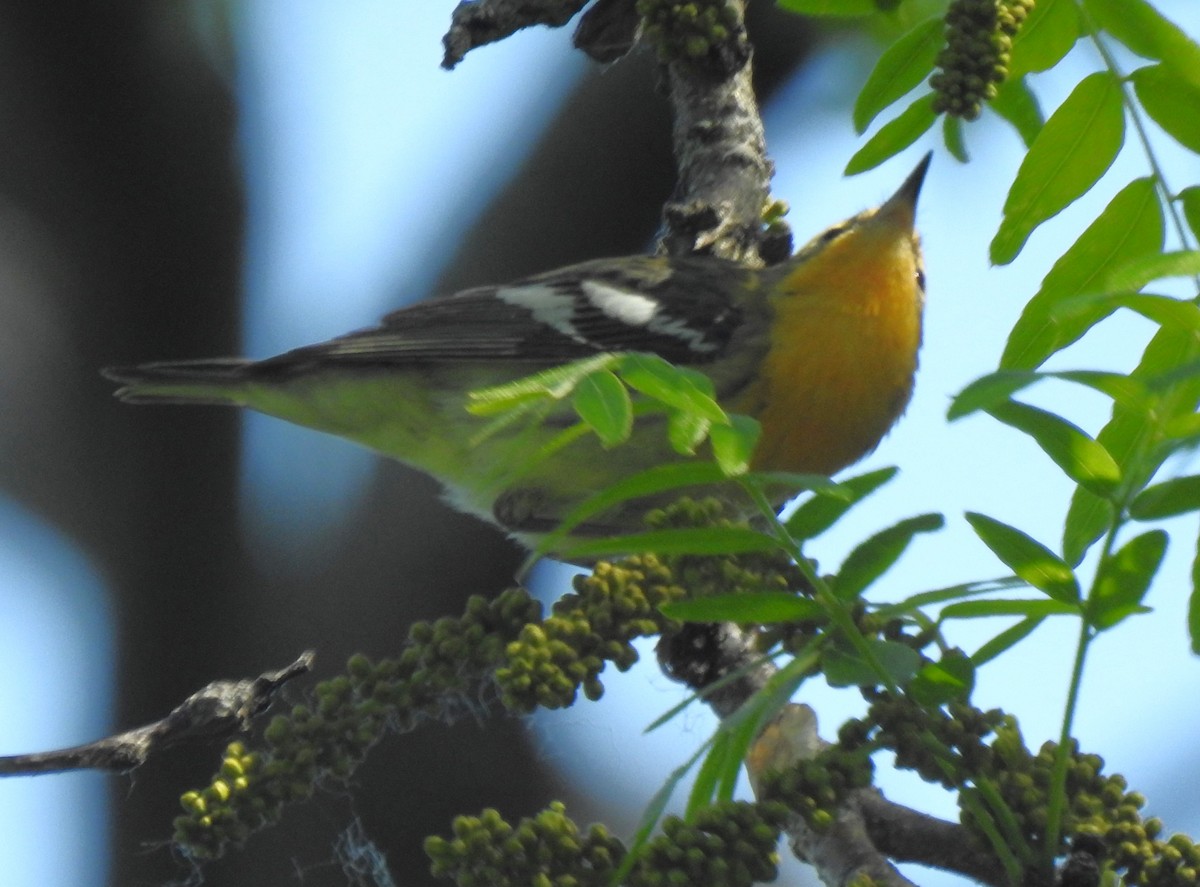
xmin=105 ymin=154 xmax=930 ymax=553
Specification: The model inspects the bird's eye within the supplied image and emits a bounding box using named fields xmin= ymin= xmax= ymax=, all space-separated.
xmin=916 ymin=267 xmax=927 ymax=290
xmin=820 ymin=224 xmax=848 ymax=244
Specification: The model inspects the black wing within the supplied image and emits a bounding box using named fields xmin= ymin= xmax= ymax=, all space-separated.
xmin=257 ymin=255 xmax=748 ymax=372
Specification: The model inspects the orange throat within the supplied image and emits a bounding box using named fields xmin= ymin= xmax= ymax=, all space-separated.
xmin=738 ymin=242 xmax=923 ymax=476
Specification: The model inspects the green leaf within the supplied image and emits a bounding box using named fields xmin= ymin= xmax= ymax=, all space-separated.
xmin=1083 ymin=0 xmax=1200 ymax=90
xmin=853 ymin=16 xmax=943 ymax=134
xmin=845 ymin=94 xmax=937 ymax=175
xmin=784 ymin=466 xmax=898 ymax=541
xmin=1179 ymin=187 xmax=1200 ymax=241
xmin=750 ymin=470 xmax=847 ymax=499
xmin=1101 ymin=250 xmax=1200 ymax=293
xmin=618 ymin=354 xmax=725 ymax=423
xmin=468 ymin=354 xmax=617 ymax=414
xmin=942 ymin=114 xmax=969 ymax=162
xmin=1190 ymin=528 xmax=1200 ymax=654
xmin=1064 ymin=324 xmax=1200 ymax=564
xmin=667 ymin=408 xmax=710 ymax=456
xmin=1050 ymin=371 xmax=1151 ymax=411
xmin=529 ymin=461 xmax=735 ymax=562
xmin=940 ymin=599 xmax=1079 ymax=619
xmin=990 ymin=76 xmax=1044 ymax=148
xmin=559 ymin=526 xmax=782 ymax=561
xmin=1050 ymin=292 xmax=1200 ymax=336
xmin=873 ymin=576 xmax=1025 ymax=618
xmin=1130 ymin=475 xmax=1200 ymax=520
xmin=1131 ymin=64 xmax=1200 ymax=155
xmin=776 ymin=0 xmax=877 ymax=16
xmin=1165 ymin=410 xmax=1200 ymax=442
xmin=949 ymin=370 xmax=1149 ymax=421
xmin=661 ymin=592 xmax=823 ymax=624
xmin=950 ymin=371 xmax=1044 ymax=419
xmin=572 ymin=369 xmax=632 ymax=447
xmin=1087 ymin=530 xmax=1167 ymax=630
xmin=1001 ymin=177 xmax=1163 ymax=370
xmin=686 ymin=729 xmax=736 ymax=812
xmin=965 ymin=512 xmax=1081 ymax=603
xmin=710 ymin=414 xmax=761 ymax=477
xmin=987 ymin=400 xmax=1122 ymax=497
xmin=704 ymin=654 xmax=820 ymax=809
xmin=1063 ymin=487 xmax=1116 ymax=566
xmin=833 ymin=513 xmax=944 ymax=600
xmin=822 ymin=639 xmax=922 ymax=688
xmin=612 ymin=741 xmax=710 ymax=886
xmin=990 ymin=72 xmax=1125 ymax=265
xmin=1008 ymin=0 xmax=1081 ymax=78
xmin=971 ymin=616 xmax=1045 ymax=665
xmin=908 ymin=651 xmax=974 ymax=706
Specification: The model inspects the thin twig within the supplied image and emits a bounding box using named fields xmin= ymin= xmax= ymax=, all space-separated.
xmin=0 ymin=651 xmax=313 ymax=776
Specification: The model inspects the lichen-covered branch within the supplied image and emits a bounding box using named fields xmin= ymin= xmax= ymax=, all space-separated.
xmin=0 ymin=651 xmax=312 ymax=776
xmin=442 ymin=0 xmax=591 ymax=68
xmin=641 ymin=0 xmax=776 ymax=261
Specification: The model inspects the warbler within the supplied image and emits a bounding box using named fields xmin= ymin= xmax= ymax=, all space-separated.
xmin=106 ymin=154 xmax=929 ymax=550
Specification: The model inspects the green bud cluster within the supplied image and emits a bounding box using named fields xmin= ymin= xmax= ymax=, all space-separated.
xmin=930 ymin=0 xmax=1035 ymax=120
xmin=1122 ymin=832 xmax=1200 ymax=887
xmin=963 ymin=732 xmax=1199 ymax=885
xmin=495 ymin=497 xmax=813 ymax=711
xmin=636 ymin=0 xmax=748 ymax=71
xmin=173 ymin=496 xmax=808 ymax=859
xmin=644 ymin=497 xmax=807 ymax=600
xmin=496 ymin=554 xmax=686 ymax=711
xmin=868 ymin=694 xmax=1007 ymax=789
xmin=759 ymin=746 xmax=875 ymax=832
xmin=626 ymin=800 xmax=787 ymax=887
xmin=425 ymin=800 xmax=784 ymax=887
xmin=174 ymin=742 xmax=263 ymax=851
xmin=173 ymin=587 xmax=542 ymax=859
xmin=425 ymin=802 xmax=624 ymax=887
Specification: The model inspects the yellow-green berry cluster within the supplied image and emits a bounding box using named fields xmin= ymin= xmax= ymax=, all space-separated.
xmin=395 ymin=588 xmax=544 ymax=717
xmin=626 ymin=801 xmax=787 ymax=887
xmin=1121 ymin=833 xmax=1200 ymax=887
xmin=759 ymin=747 xmax=875 ymax=832
xmin=173 ymin=588 xmax=542 ymax=859
xmin=636 ymin=0 xmax=749 ymax=72
xmin=961 ymin=731 xmax=1200 ymax=885
xmin=645 ymin=497 xmax=807 ymax=601
xmin=175 ymin=742 xmax=262 ymax=851
xmin=930 ymin=0 xmax=1035 ymax=119
xmin=867 ymin=694 xmax=1006 ymax=789
xmin=426 ymin=802 xmax=623 ymax=887
xmin=496 ymin=554 xmax=686 ymax=710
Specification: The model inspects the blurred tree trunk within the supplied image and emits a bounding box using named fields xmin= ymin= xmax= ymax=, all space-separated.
xmin=0 ymin=3 xmax=245 ymax=884
xmin=0 ymin=3 xmax=815 ymax=884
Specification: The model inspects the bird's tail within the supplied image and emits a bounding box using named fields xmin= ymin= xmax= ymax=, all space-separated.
xmin=102 ymin=359 xmax=255 ymax=405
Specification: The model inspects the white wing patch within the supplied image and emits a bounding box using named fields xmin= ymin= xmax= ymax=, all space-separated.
xmin=582 ymin=280 xmax=718 ymax=352
xmin=496 ymin=284 xmax=586 ymax=343
xmin=499 ymin=278 xmax=722 ymax=355
xmin=647 ymin=315 xmax=720 ymax=352
xmin=581 ymin=280 xmax=658 ymax=325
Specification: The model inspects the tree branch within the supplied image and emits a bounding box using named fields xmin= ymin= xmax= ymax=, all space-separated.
xmin=656 ymin=2 xmax=773 ymax=261
xmin=859 ymin=791 xmax=1008 ymax=887
xmin=442 ymin=0 xmax=591 ymax=69
xmin=0 ymin=651 xmax=313 ymax=776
